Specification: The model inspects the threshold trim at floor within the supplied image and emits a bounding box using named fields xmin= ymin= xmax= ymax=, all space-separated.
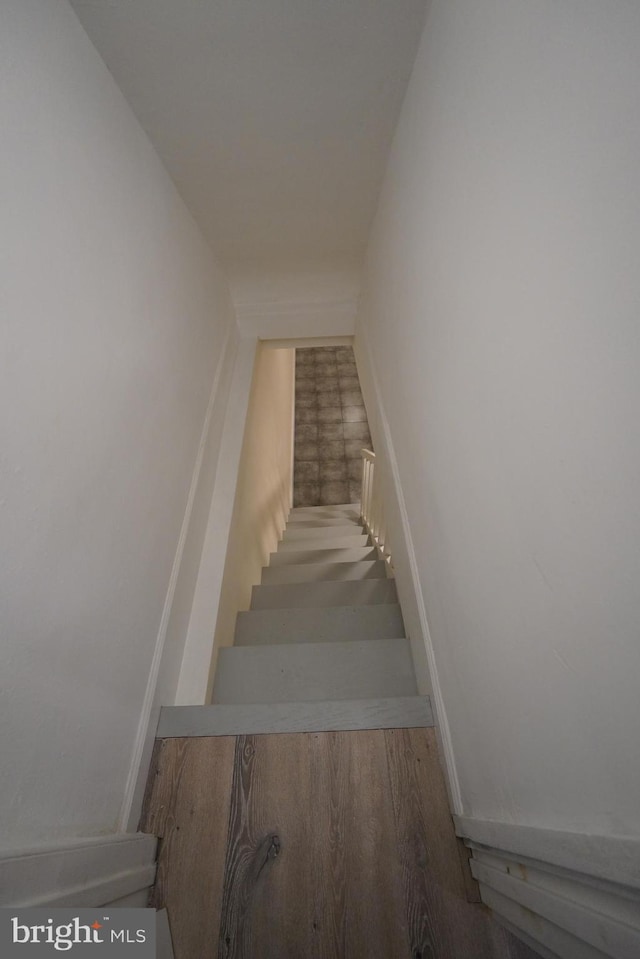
xmin=156 ymin=695 xmax=434 ymax=738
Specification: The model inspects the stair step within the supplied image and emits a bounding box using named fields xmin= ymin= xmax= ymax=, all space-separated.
xmin=268 ymin=545 xmax=379 ymax=566
xmin=276 ymin=534 xmax=370 ymax=551
xmin=157 ymin=696 xmax=434 ymax=738
xmin=212 ymin=639 xmax=417 ymax=704
xmin=234 ymin=603 xmax=405 ymax=646
xmin=250 ymin=578 xmax=398 ymax=610
xmin=282 ymin=523 xmax=364 ymax=540
xmin=261 ymin=560 xmax=387 ymax=585
xmin=286 ymin=516 xmax=363 ymax=529
xmin=290 ymin=503 xmax=360 ymax=515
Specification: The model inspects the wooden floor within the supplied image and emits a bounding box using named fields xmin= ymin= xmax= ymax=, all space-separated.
xmin=140 ymin=728 xmax=539 ymax=959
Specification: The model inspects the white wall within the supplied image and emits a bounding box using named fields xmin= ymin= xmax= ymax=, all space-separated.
xmin=357 ymin=0 xmax=640 ymax=838
xmin=0 ymin=0 xmax=236 ymax=848
xmin=210 ymin=344 xmax=295 ymax=690
xmin=230 ymin=268 xmax=358 ymax=338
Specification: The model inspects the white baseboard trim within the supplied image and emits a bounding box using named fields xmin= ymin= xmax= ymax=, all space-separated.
xmin=354 ymin=326 xmax=463 ymax=815
xmin=120 ymin=325 xmax=238 ymax=831
xmin=455 ymin=816 xmax=640 ymax=959
xmin=0 ymin=834 xmax=157 ymax=908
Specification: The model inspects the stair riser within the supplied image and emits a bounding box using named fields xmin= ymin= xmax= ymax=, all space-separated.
xmin=250 ymin=579 xmax=398 ymax=610
xmin=234 ymin=604 xmax=405 ymax=646
xmin=277 ymin=535 xmax=370 ymax=551
xmin=282 ymin=524 xmax=364 ymax=541
xmin=212 ymin=639 xmax=417 ymax=705
xmin=261 ymin=560 xmax=388 ymax=585
xmin=286 ymin=517 xmax=363 ymax=528
xmin=290 ymin=504 xmax=359 ymax=515
xmin=268 ymin=546 xmax=379 ymax=566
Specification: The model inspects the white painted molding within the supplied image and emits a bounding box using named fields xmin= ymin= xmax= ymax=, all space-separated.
xmin=455 ymin=817 xmax=640 ymax=959
xmin=120 ymin=325 xmax=237 ymax=831
xmin=353 ymin=326 xmax=463 ymax=815
xmin=454 ymin=816 xmax=640 ymax=889
xmin=175 ymin=335 xmax=259 ymax=705
xmin=0 ymin=834 xmax=156 ymax=908
xmin=234 ymin=296 xmax=357 ymax=339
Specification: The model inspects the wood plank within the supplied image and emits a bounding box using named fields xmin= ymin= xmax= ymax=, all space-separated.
xmin=139 ymin=737 xmax=236 ymax=959
xmin=309 ymin=730 xmax=412 ymax=959
xmin=383 ymin=728 xmax=540 ymax=959
xmin=217 ymin=733 xmax=315 ymax=958
xmin=141 ymin=729 xmax=539 ymax=959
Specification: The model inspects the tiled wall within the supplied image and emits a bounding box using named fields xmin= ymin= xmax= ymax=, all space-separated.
xmin=294 ymin=346 xmax=373 ymax=507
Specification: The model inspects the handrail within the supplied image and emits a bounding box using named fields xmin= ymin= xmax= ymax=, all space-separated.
xmin=360 ymin=449 xmax=392 ymax=568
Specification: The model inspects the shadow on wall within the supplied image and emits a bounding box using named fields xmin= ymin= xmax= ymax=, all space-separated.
xmin=294 ymin=346 xmax=372 ymax=507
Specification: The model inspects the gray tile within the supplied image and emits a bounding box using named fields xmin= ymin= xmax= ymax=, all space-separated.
xmin=318 ymin=422 xmax=344 ymax=441
xmin=318 ymin=391 xmax=343 ymax=408
xmin=340 ymin=391 xmax=364 ymax=408
xmin=335 ymin=346 xmax=354 ymax=358
xmin=295 ymin=378 xmax=316 ymax=395
xmin=294 ymin=483 xmax=320 ymax=507
xmin=296 ymin=394 xmax=317 ymax=409
xmin=315 ymin=358 xmax=338 ymax=373
xmin=319 ymin=460 xmax=348 ymax=482
xmin=314 ymin=346 xmax=336 ymax=354
xmin=317 ymin=407 xmax=343 ymax=424
xmin=337 ymin=361 xmax=358 ymax=375
xmin=338 ymin=376 xmax=361 ymax=392
xmin=319 ymin=481 xmax=349 ymax=505
xmin=347 ymin=458 xmax=364 ymax=481
xmin=295 ymin=442 xmax=320 ymax=461
xmin=342 ymin=405 xmax=368 ymax=423
xmin=295 ymin=407 xmax=317 ymax=425
xmin=296 ymin=349 xmax=315 ymax=363
xmin=318 ymin=439 xmax=346 ymax=459
xmin=315 ymin=378 xmax=339 ymax=393
xmin=296 ymin=424 xmax=318 ymax=442
xmin=345 ymin=439 xmax=367 ymax=459
xmin=343 ymin=421 xmax=371 ymax=442
xmin=348 ymin=482 xmax=362 ymax=504
xmin=294 ymin=461 xmax=320 ymax=481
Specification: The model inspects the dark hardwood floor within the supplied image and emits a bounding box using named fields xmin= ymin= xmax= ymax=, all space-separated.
xmin=140 ymin=727 xmax=539 ymax=959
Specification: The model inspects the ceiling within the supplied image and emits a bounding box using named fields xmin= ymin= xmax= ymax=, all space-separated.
xmin=69 ymin=0 xmax=428 ymax=274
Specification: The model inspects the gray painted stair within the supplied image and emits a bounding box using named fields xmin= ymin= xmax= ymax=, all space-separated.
xmin=276 ymin=533 xmax=370 ymax=551
xmin=234 ymin=603 xmax=406 ymax=646
xmin=158 ymin=697 xmax=434 ymax=738
xmin=282 ymin=523 xmax=365 ymax=540
xmin=286 ymin=516 xmax=364 ymax=528
xmin=261 ymin=559 xmax=387 ymax=585
xmin=157 ymin=502 xmax=432 ymax=738
xmin=212 ymin=639 xmax=417 ymax=704
xmin=268 ymin=545 xmax=379 ymax=566
xmin=250 ymin=578 xmax=398 ymax=610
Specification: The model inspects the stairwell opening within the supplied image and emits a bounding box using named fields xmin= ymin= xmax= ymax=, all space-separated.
xmin=293 ymin=344 xmax=373 ymax=508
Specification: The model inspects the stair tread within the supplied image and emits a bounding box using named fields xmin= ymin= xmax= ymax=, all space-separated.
xmin=261 ymin=560 xmax=388 ymax=585
xmin=250 ymin=578 xmax=397 ymax=610
xmin=158 ymin=696 xmax=434 ymax=737
xmin=235 ymin=603 xmax=405 ymax=645
xmin=213 ymin=639 xmax=416 ymax=704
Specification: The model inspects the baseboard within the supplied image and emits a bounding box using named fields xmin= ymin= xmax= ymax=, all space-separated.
xmin=353 ymin=326 xmax=463 ymax=814
xmin=455 ymin=816 xmax=640 ymax=959
xmin=120 ymin=325 xmax=238 ymax=831
xmin=0 ymin=834 xmax=157 ymax=908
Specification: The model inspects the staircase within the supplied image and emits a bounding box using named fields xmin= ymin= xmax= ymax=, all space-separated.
xmin=158 ymin=503 xmax=433 ymax=737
